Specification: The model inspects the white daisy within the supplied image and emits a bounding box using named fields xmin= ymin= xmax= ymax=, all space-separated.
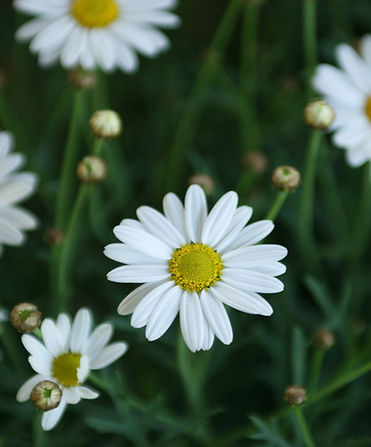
xmin=17 ymin=308 xmax=128 ymax=431
xmin=0 ymin=131 xmax=37 ymax=256
xmin=14 ymin=0 xmax=180 ymax=73
xmin=105 ymin=185 xmax=288 ymax=352
xmin=313 ymin=35 xmax=371 ymax=167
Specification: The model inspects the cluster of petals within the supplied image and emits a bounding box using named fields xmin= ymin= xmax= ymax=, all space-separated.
xmin=105 ymin=185 xmax=288 ymax=352
xmin=14 ymin=0 xmax=180 ymax=73
xmin=313 ymin=35 xmax=371 ymax=166
xmin=0 ymin=131 xmax=37 ymax=256
xmin=17 ymin=308 xmax=128 ymax=431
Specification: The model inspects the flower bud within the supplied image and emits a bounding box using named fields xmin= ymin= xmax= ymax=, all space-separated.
xmin=10 ymin=303 xmax=41 ymax=333
xmin=272 ymin=166 xmax=301 ymax=191
xmin=313 ymin=329 xmax=335 ymax=350
xmin=89 ymin=110 xmax=122 ymax=139
xmin=31 ymin=381 xmax=62 ymax=411
xmin=44 ymin=228 xmax=65 ymax=247
xmin=188 ymin=174 xmax=215 ymax=195
xmin=304 ymin=100 xmax=335 ymax=130
xmin=77 ymin=156 xmax=107 ymax=183
xmin=284 ymin=385 xmax=307 ymax=406
xmin=67 ymin=69 xmax=95 ymax=90
xmin=243 ymin=150 xmax=268 ymax=174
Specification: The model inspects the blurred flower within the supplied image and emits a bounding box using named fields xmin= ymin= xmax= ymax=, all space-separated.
xmin=89 ymin=110 xmax=122 ymax=139
xmin=10 ymin=302 xmax=41 ymax=333
xmin=0 ymin=131 xmax=37 ymax=256
xmin=14 ymin=0 xmax=180 ymax=73
xmin=105 ymin=185 xmax=287 ymax=352
xmin=284 ymin=385 xmax=307 ymax=406
xmin=17 ymin=308 xmax=128 ymax=431
xmin=313 ymin=328 xmax=335 ymax=350
xmin=77 ymin=156 xmax=107 ymax=183
xmin=243 ymin=150 xmax=268 ymax=174
xmin=272 ymin=166 xmax=301 ymax=191
xmin=304 ymin=100 xmax=335 ymax=130
xmin=188 ymin=174 xmax=215 ymax=195
xmin=313 ymin=35 xmax=371 ymax=166
xmin=0 ymin=307 xmax=8 ymax=323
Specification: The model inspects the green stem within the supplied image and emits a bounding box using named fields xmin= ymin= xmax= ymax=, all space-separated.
xmin=303 ymin=0 xmax=318 ymax=96
xmin=33 ymin=411 xmax=46 ymax=447
xmin=55 ymin=90 xmax=84 ymax=231
xmin=92 ymin=137 xmax=104 ymax=156
xmin=298 ymin=129 xmax=322 ymax=265
xmin=165 ymin=0 xmax=244 ymax=191
xmin=57 ymin=185 xmax=89 ymax=312
xmin=265 ymin=190 xmax=290 ymax=221
xmin=294 ymin=406 xmax=316 ymax=447
xmin=308 ymin=349 xmax=324 ymax=393
xmin=0 ymin=325 xmax=25 ymax=378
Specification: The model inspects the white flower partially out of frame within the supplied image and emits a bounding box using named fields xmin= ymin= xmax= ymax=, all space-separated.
xmin=17 ymin=308 xmax=128 ymax=431
xmin=105 ymin=185 xmax=288 ymax=352
xmin=14 ymin=0 xmax=180 ymax=73
xmin=313 ymin=35 xmax=371 ymax=167
xmin=0 ymin=131 xmax=37 ymax=256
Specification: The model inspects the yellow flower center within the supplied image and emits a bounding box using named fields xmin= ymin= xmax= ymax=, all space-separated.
xmin=52 ymin=353 xmax=82 ymax=388
xmin=365 ymin=96 xmax=371 ymax=122
xmin=71 ymin=0 xmax=119 ymax=28
xmin=168 ymin=243 xmax=223 ymax=293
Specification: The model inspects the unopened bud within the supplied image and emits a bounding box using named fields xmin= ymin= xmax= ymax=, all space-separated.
xmin=77 ymin=156 xmax=107 ymax=183
xmin=31 ymin=381 xmax=62 ymax=411
xmin=313 ymin=329 xmax=335 ymax=350
xmin=188 ymin=174 xmax=215 ymax=195
xmin=67 ymin=69 xmax=95 ymax=90
xmin=243 ymin=150 xmax=268 ymax=174
xmin=304 ymin=100 xmax=335 ymax=129
xmin=272 ymin=166 xmax=301 ymax=191
xmin=89 ymin=110 xmax=122 ymax=139
xmin=284 ymin=385 xmax=307 ymax=406
xmin=10 ymin=303 xmax=41 ymax=333
xmin=44 ymin=228 xmax=65 ymax=247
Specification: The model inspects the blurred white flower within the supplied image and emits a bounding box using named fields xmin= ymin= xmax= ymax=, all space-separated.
xmin=17 ymin=308 xmax=128 ymax=431
xmin=0 ymin=132 xmax=37 ymax=256
xmin=14 ymin=0 xmax=180 ymax=73
xmin=105 ymin=185 xmax=287 ymax=352
xmin=0 ymin=307 xmax=8 ymax=323
xmin=313 ymin=35 xmax=371 ymax=167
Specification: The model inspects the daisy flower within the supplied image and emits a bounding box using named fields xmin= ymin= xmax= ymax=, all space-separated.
xmin=16 ymin=308 xmax=128 ymax=431
xmin=105 ymin=185 xmax=287 ymax=352
xmin=0 ymin=131 xmax=37 ymax=256
xmin=313 ymin=35 xmax=371 ymax=167
xmin=14 ymin=0 xmax=180 ymax=73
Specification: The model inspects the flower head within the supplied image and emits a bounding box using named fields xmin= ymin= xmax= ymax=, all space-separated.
xmin=0 ymin=131 xmax=37 ymax=256
xmin=313 ymin=35 xmax=371 ymax=166
xmin=17 ymin=308 xmax=128 ymax=431
xmin=105 ymin=185 xmax=287 ymax=352
xmin=14 ymin=0 xmax=180 ymax=73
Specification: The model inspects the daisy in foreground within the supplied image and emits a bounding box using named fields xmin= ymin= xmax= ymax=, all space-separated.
xmin=0 ymin=131 xmax=37 ymax=256
xmin=14 ymin=0 xmax=180 ymax=73
xmin=17 ymin=308 xmax=128 ymax=431
xmin=105 ymin=185 xmax=288 ymax=352
xmin=313 ymin=35 xmax=371 ymax=166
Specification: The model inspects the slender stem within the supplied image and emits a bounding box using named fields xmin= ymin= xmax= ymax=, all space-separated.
xmin=165 ymin=0 xmax=244 ymax=191
xmin=33 ymin=411 xmax=46 ymax=447
xmin=294 ymin=406 xmax=316 ymax=447
xmin=92 ymin=138 xmax=104 ymax=156
xmin=303 ymin=0 xmax=317 ymax=96
xmin=308 ymin=349 xmax=324 ymax=393
xmin=55 ymin=90 xmax=84 ymax=231
xmin=265 ymin=190 xmax=290 ymax=221
xmin=57 ymin=185 xmax=89 ymax=312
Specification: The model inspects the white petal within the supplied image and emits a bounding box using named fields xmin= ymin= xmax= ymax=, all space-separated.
xmin=223 ymin=245 xmax=288 ymax=267
xmin=131 ymin=281 xmax=173 ymax=327
xmin=56 ymin=313 xmax=71 ymax=352
xmin=145 ymin=286 xmax=181 ymax=341
xmin=360 ymin=34 xmax=371 ymax=69
xmin=41 ymin=318 xmax=64 ymax=357
xmin=163 ymin=192 xmax=187 ymax=238
xmin=336 ymin=43 xmax=371 ymax=93
xmin=63 ymin=387 xmax=81 ymax=405
xmin=0 ymin=220 xmax=24 ymax=245
xmin=85 ymin=323 xmax=113 ymax=358
xmin=179 ymin=292 xmax=204 ymax=352
xmin=0 ymin=206 xmax=37 ymax=230
xmin=200 ymin=291 xmax=233 ymax=345
xmin=77 ymin=355 xmax=90 ymax=383
xmin=41 ymin=400 xmax=67 ymax=431
xmin=224 ymin=221 xmax=274 ymax=252
xmin=89 ymin=342 xmax=128 ymax=369
xmin=250 ymin=262 xmax=287 ymax=276
xmin=222 ymin=268 xmax=284 ymax=293
xmin=185 ymin=185 xmax=207 ymax=242
xmin=215 ymin=206 xmax=253 ymax=252
xmin=28 ymin=355 xmax=52 ymax=375
xmin=201 ymin=316 xmax=214 ymax=351
xmin=16 ymin=374 xmax=46 ymax=402
xmin=78 ymin=386 xmax=99 ymax=400
xmin=22 ymin=334 xmax=53 ymax=363
xmin=345 ymin=144 xmax=369 ymax=167
xmin=137 ymin=206 xmax=186 ymax=248
xmin=117 ymin=281 xmax=164 ymax=315
xmin=104 ymin=243 xmax=162 ymax=264
xmin=212 ymin=282 xmax=273 ymax=315
xmin=70 ymin=308 xmax=92 ymax=353
xmin=201 ymin=191 xmax=238 ymax=246
xmin=107 ymin=264 xmax=169 ymax=283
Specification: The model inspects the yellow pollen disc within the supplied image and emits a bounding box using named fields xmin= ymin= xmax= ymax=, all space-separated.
xmin=168 ymin=243 xmax=224 ymax=293
xmin=52 ymin=353 xmax=82 ymax=388
xmin=365 ymin=96 xmax=371 ymax=122
xmin=71 ymin=0 xmax=119 ymax=28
